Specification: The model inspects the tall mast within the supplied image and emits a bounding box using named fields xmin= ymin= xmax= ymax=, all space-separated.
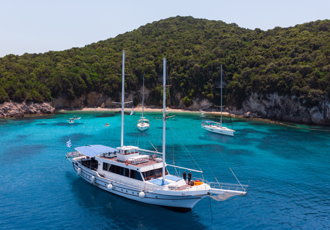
xmin=121 ymin=50 xmax=125 ymax=147
xmin=162 ymin=58 xmax=166 ymax=182
xmin=142 ymin=74 xmax=144 ymax=118
xmin=220 ymin=64 xmax=222 ymax=127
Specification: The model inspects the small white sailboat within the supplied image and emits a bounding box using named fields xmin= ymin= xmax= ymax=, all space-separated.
xmin=72 ymin=115 xmax=81 ymax=120
xmin=68 ymin=118 xmax=74 ymax=124
xmin=66 ymin=52 xmax=246 ymax=212
xmin=137 ymin=74 xmax=150 ymax=132
xmin=202 ymin=65 xmax=235 ymax=137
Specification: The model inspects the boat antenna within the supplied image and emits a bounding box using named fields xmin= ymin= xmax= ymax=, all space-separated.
xmin=162 ymin=58 xmax=166 ymax=183
xmin=121 ymin=50 xmax=125 ymax=147
xmin=220 ymin=64 xmax=223 ymax=127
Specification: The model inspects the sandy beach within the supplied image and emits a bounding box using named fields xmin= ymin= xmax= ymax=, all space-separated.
xmin=57 ymin=106 xmax=290 ymax=125
xmin=58 ymin=106 xmax=233 ymax=116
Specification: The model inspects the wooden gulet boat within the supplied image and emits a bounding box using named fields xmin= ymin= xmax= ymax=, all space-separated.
xmin=66 ymin=51 xmax=247 ymax=212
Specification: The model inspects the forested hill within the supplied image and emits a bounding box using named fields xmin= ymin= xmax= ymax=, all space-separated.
xmin=1 ymin=16 xmax=330 ymax=108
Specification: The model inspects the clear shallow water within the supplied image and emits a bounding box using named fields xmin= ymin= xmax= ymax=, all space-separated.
xmin=0 ymin=111 xmax=329 ymax=230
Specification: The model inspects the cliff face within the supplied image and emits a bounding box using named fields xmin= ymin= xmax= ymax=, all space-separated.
xmin=231 ymin=92 xmax=330 ymax=124
xmin=0 ymin=102 xmax=55 ymax=118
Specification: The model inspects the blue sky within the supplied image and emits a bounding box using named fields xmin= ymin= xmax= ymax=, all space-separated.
xmin=1 ymin=0 xmax=329 ymax=57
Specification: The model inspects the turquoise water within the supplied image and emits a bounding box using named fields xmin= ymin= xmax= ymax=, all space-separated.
xmin=0 ymin=111 xmax=329 ymax=229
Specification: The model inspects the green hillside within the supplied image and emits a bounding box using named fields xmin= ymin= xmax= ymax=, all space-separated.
xmin=1 ymin=16 xmax=330 ymax=108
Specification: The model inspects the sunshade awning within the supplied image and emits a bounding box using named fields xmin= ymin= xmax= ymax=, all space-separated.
xmin=75 ymin=145 xmax=118 ymax=157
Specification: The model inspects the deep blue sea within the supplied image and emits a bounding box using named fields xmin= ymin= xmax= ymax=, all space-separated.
xmin=0 ymin=111 xmax=329 ymax=230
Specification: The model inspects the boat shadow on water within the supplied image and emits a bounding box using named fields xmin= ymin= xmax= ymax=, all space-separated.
xmin=95 ymin=113 xmax=116 ymax=118
xmin=52 ymin=122 xmax=84 ymax=126
xmin=125 ymin=131 xmax=149 ymax=137
xmin=59 ymin=133 xmax=93 ymax=143
xmin=199 ymin=131 xmax=235 ymax=143
xmin=70 ymin=175 xmax=206 ymax=230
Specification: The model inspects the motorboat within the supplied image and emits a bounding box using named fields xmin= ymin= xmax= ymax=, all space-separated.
xmin=73 ymin=115 xmax=81 ymax=120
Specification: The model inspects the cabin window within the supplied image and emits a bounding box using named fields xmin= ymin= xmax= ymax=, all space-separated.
xmin=142 ymin=168 xmax=169 ymax=181
xmin=130 ymin=170 xmax=143 ymax=181
xmin=103 ymin=163 xmax=109 ymax=171
xmin=115 ymin=165 xmax=121 ymax=174
xmin=130 ymin=170 xmax=136 ymax=179
xmin=108 ymin=165 xmax=132 ymax=178
xmin=118 ymin=166 xmax=123 ymax=175
xmin=135 ymin=171 xmax=143 ymax=181
xmin=110 ymin=165 xmax=116 ymax=173
xmin=124 ymin=168 xmax=129 ymax=177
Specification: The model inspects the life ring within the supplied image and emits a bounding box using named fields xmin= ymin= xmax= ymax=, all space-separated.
xmin=125 ymin=160 xmax=129 ymax=166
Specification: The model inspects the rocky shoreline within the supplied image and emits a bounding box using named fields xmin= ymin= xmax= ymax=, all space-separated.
xmin=230 ymin=92 xmax=330 ymax=125
xmin=1 ymin=91 xmax=330 ymax=126
xmin=0 ymin=102 xmax=55 ymax=118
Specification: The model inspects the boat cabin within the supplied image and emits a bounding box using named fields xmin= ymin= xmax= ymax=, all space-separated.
xmin=74 ymin=145 xmax=172 ymax=184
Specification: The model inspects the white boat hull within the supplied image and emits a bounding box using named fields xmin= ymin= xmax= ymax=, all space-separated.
xmin=73 ymin=163 xmax=207 ymax=211
xmin=202 ymin=124 xmax=234 ymax=136
xmin=137 ymin=124 xmax=150 ymax=131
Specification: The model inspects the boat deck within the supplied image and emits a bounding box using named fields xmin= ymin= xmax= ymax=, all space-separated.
xmin=202 ymin=124 xmax=233 ymax=131
xmin=100 ymin=156 xmax=160 ymax=168
xmin=176 ymin=184 xmax=192 ymax=190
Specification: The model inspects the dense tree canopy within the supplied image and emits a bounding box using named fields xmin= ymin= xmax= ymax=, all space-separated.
xmin=1 ymin=16 xmax=330 ymax=108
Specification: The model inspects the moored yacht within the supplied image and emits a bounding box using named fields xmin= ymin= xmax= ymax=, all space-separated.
xmin=137 ymin=118 xmax=150 ymax=131
xmin=201 ymin=120 xmax=234 ymax=136
xmin=201 ymin=65 xmax=235 ymax=136
xmin=137 ymin=74 xmax=150 ymax=131
xmin=66 ymin=51 xmax=247 ymax=212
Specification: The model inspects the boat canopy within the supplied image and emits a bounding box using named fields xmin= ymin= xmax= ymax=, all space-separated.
xmin=75 ymin=145 xmax=118 ymax=157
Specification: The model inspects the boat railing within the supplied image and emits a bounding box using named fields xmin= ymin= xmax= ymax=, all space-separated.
xmin=209 ymin=182 xmax=248 ymax=192
xmin=104 ymin=175 xmax=165 ymax=192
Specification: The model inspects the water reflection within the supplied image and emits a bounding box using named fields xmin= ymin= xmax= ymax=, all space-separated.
xmin=70 ymin=177 xmax=206 ymax=230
